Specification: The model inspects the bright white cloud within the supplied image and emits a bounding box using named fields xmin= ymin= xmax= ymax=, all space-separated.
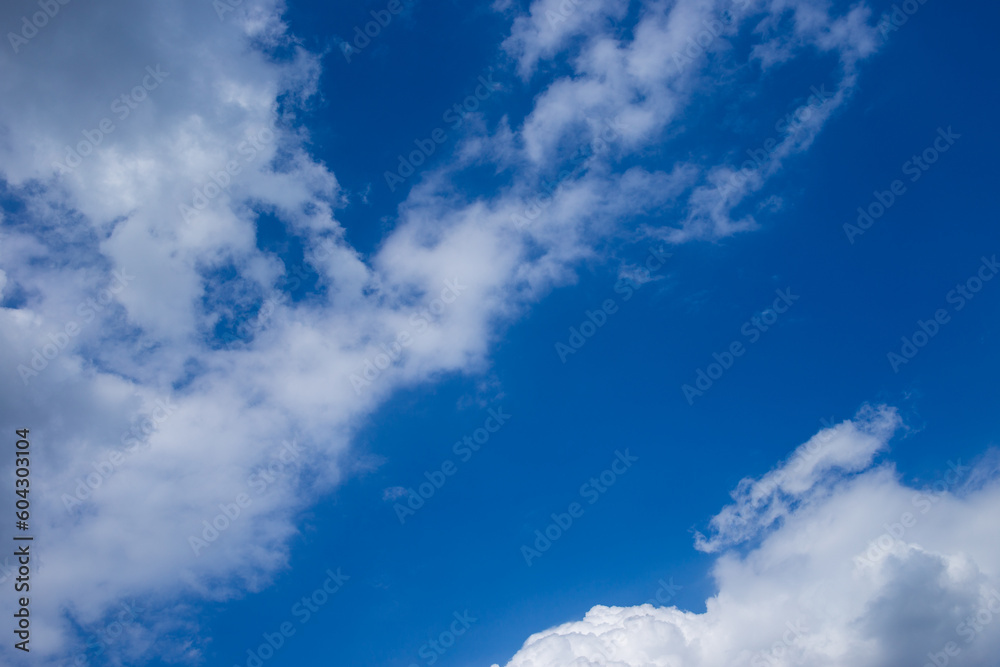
xmin=0 ymin=0 xmax=894 ymax=662
xmin=495 ymin=407 xmax=1000 ymax=667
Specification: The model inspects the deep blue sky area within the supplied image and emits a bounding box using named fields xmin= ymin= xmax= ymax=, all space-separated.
xmin=185 ymin=2 xmax=1000 ymax=666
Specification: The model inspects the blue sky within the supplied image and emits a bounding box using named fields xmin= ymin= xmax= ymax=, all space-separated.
xmin=1 ymin=1 xmax=999 ymax=666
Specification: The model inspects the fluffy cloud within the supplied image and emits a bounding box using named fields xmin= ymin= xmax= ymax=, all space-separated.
xmin=0 ymin=0 xmax=893 ymax=662
xmin=495 ymin=407 xmax=1000 ymax=667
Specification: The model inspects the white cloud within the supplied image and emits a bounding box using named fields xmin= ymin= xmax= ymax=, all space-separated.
xmin=495 ymin=408 xmax=1000 ymax=667
xmin=694 ymin=404 xmax=902 ymax=553
xmin=489 ymin=0 xmax=884 ymax=242
xmin=501 ymin=0 xmax=629 ymax=79
xmin=0 ymin=0 xmax=895 ymax=662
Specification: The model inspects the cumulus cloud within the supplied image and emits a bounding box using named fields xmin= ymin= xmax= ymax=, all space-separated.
xmin=0 ymin=0 xmax=894 ymax=661
xmin=495 ymin=407 xmax=1000 ymax=667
